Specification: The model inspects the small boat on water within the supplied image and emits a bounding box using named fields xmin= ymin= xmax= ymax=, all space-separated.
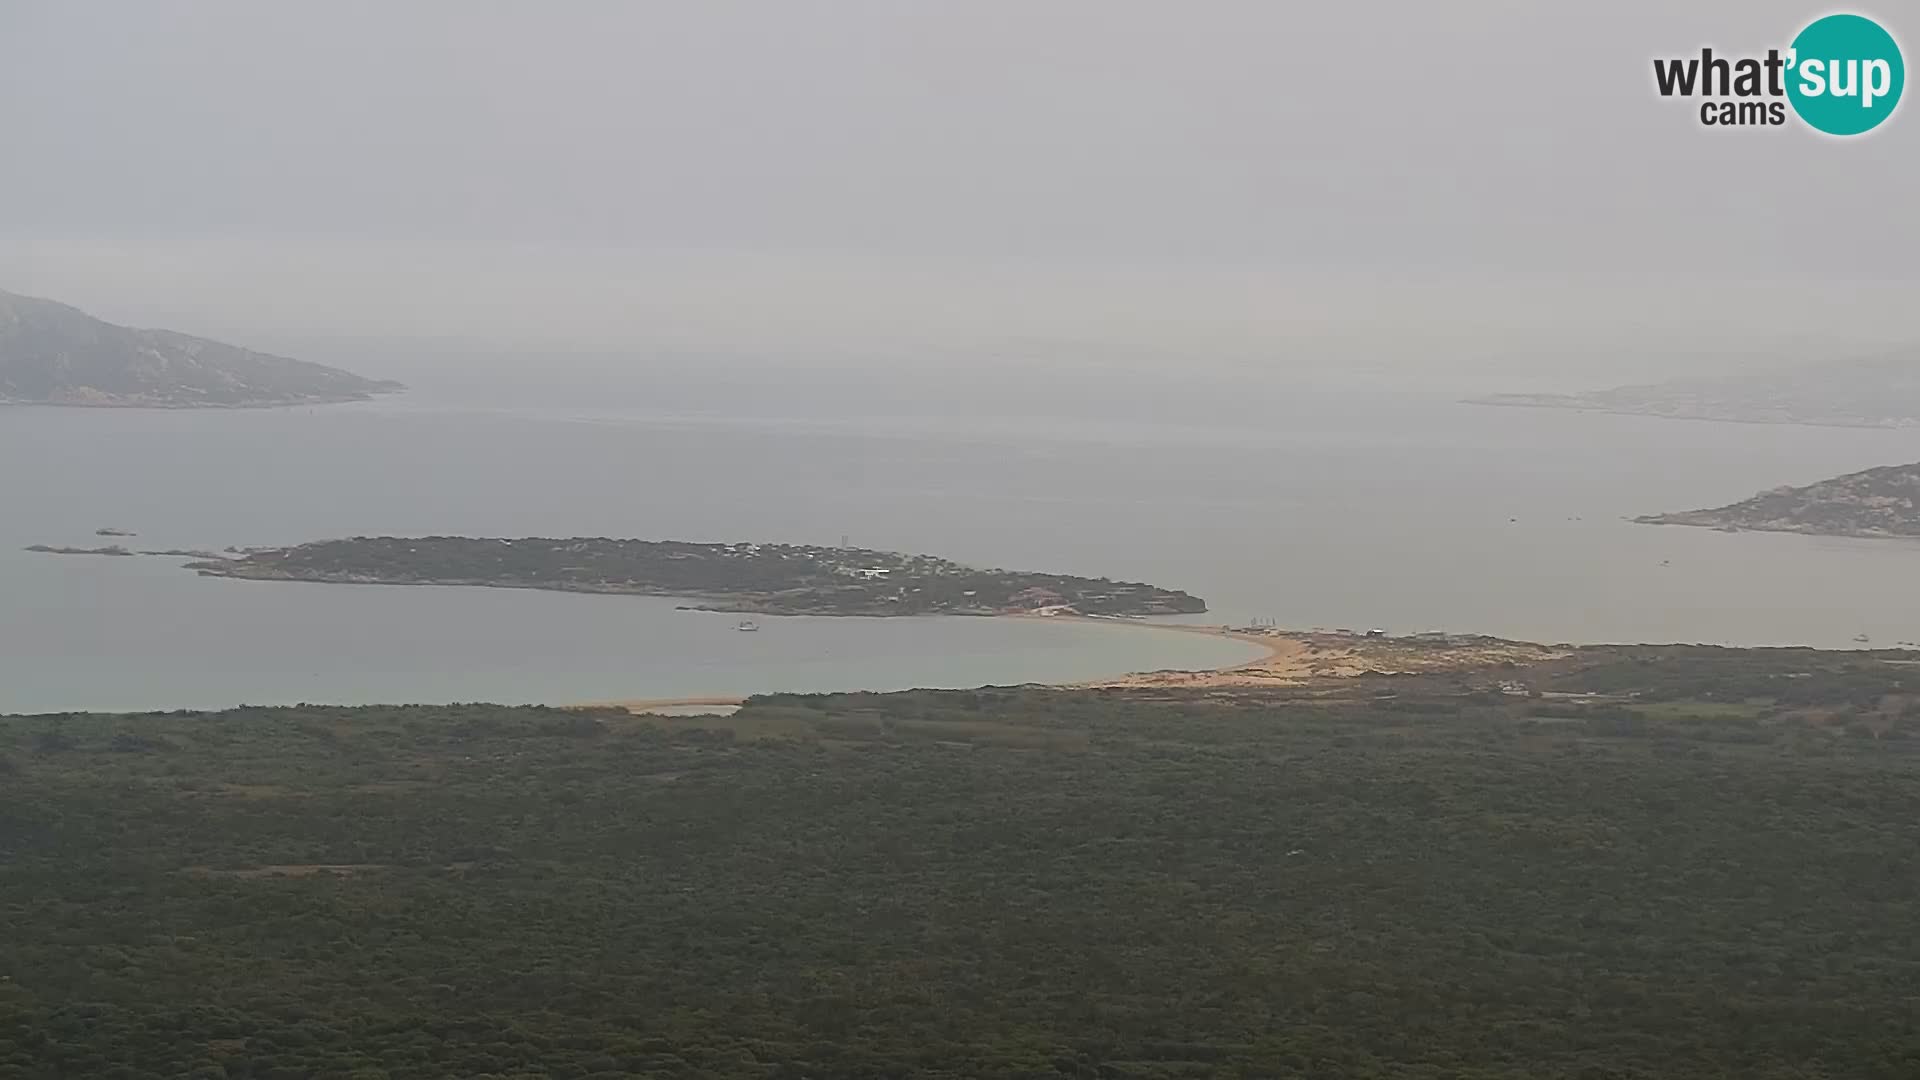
xmin=735 ymin=619 xmax=760 ymax=632
xmin=1854 ymin=633 xmax=1871 ymax=643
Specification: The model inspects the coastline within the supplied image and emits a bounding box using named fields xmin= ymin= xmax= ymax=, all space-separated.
xmin=1051 ymin=618 xmax=1562 ymax=691
xmin=30 ymin=547 xmax=1563 ymax=713
xmin=0 ymin=393 xmax=399 ymax=410
xmin=1634 ymin=516 xmax=1920 ymax=541
xmin=573 ymin=616 xmax=1562 ymax=715
xmin=571 ymin=614 xmax=1283 ymax=714
xmin=184 ymin=564 xmax=1203 ymax=619
xmin=185 ymin=568 xmax=1026 ymax=617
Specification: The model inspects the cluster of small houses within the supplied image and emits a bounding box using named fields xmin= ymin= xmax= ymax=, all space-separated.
xmin=1009 ymin=586 xmax=1084 ymax=618
xmin=823 ymin=568 xmax=1132 ymax=617
xmin=1234 ymin=623 xmax=1396 ymax=639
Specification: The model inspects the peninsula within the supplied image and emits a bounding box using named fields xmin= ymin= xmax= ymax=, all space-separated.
xmin=1636 ymin=460 xmax=1920 ymax=539
xmin=184 ymin=536 xmax=1208 ymax=617
xmin=0 ymin=288 xmax=402 ymax=407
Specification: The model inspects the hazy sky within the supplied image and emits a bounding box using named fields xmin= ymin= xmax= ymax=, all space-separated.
xmin=1 ymin=1 xmax=1914 ymax=364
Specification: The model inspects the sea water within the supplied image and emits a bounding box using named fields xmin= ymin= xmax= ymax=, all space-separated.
xmin=5 ymin=371 xmax=1919 ymax=713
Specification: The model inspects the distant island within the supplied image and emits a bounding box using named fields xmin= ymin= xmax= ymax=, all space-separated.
xmin=1637 ymin=461 xmax=1920 ymax=538
xmin=0 ymin=289 xmax=402 ymax=407
xmin=1468 ymin=352 xmax=1920 ymax=429
xmin=25 ymin=544 xmax=227 ymax=559
xmin=184 ymin=536 xmax=1209 ymax=617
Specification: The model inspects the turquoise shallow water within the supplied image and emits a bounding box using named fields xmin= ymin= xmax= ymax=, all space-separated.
xmin=6 ymin=380 xmax=1920 ymax=713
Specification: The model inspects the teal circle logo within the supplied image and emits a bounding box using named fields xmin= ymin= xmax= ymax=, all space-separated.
xmin=1786 ymin=13 xmax=1905 ymax=135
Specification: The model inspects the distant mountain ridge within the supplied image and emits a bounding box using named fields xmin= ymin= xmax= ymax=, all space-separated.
xmin=0 ymin=290 xmax=401 ymax=407
xmin=1637 ymin=461 xmax=1920 ymax=538
xmin=1468 ymin=352 xmax=1920 ymax=429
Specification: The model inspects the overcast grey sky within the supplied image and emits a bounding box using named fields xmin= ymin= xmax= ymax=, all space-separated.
xmin=0 ymin=1 xmax=1914 ymax=364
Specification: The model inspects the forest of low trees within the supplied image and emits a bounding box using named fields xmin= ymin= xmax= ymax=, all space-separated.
xmin=4 ymin=654 xmax=1920 ymax=1077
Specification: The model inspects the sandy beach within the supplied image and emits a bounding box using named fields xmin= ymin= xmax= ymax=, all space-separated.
xmin=1053 ymin=618 xmax=1563 ymax=691
xmin=577 ymin=615 xmax=1564 ymax=715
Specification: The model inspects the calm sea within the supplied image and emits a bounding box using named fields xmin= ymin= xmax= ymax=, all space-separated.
xmin=6 ymin=370 xmax=1920 ymax=713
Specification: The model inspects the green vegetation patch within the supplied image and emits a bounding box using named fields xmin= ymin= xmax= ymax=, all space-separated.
xmin=4 ymin=666 xmax=1920 ymax=1077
